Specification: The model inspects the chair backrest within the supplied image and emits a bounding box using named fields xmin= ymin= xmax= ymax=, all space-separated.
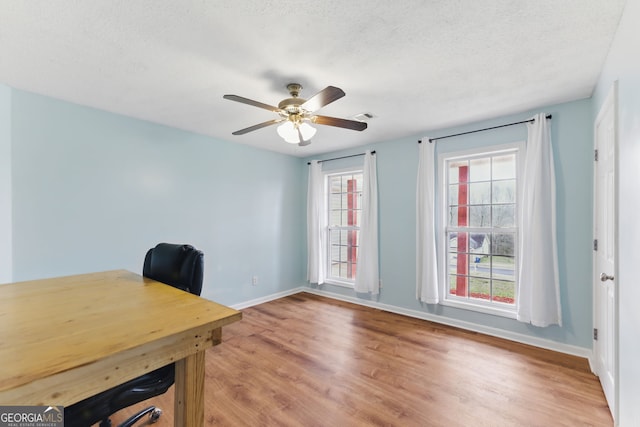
xmin=142 ymin=243 xmax=204 ymax=296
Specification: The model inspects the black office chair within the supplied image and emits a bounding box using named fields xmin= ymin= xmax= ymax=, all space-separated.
xmin=64 ymin=243 xmax=204 ymax=427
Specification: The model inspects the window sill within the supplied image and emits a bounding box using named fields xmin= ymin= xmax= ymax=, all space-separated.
xmin=324 ymin=279 xmax=355 ymax=289
xmin=440 ymin=298 xmax=517 ymax=319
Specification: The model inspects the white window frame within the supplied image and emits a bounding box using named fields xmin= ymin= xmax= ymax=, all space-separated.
xmin=324 ymin=167 xmax=363 ymax=288
xmin=438 ymin=142 xmax=524 ymax=318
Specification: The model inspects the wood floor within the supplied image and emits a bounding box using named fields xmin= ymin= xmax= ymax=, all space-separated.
xmin=107 ymin=293 xmax=612 ymax=426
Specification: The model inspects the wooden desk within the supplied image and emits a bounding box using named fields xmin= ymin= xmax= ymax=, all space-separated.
xmin=0 ymin=269 xmax=242 ymax=426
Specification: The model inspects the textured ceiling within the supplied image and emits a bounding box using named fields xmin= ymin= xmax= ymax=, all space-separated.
xmin=0 ymin=1 xmax=626 ymax=157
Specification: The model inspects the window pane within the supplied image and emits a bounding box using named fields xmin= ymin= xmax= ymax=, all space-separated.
xmin=493 ymin=258 xmax=515 ymax=281
xmin=341 ymin=176 xmax=349 ymax=192
xmin=330 ymin=210 xmax=341 ymax=226
xmin=469 ymin=157 xmax=490 ymax=182
xmin=491 ymin=233 xmax=515 ymax=257
xmin=346 ymin=208 xmax=354 ymax=226
xmin=450 ymin=275 xmax=467 ymax=297
xmin=493 ymin=280 xmax=515 ymax=303
xmin=341 ymin=210 xmax=348 ymax=226
xmin=448 ymin=253 xmax=457 ymax=275
xmin=341 ymin=193 xmax=348 ymax=208
xmin=469 ymin=182 xmax=491 ymax=205
xmin=471 ymin=253 xmax=490 ymax=277
xmin=492 ymin=180 xmax=516 ymax=204
xmin=469 ymin=233 xmax=489 ymax=254
xmin=330 ymin=193 xmax=342 ymax=209
xmin=330 ymin=244 xmax=341 ymax=262
xmin=448 ymin=232 xmax=458 ymax=252
xmin=352 ymin=192 xmax=360 ymax=207
xmin=457 ymin=205 xmax=471 ymax=227
xmin=340 ymin=244 xmax=348 ymax=261
xmin=492 ymin=154 xmax=516 ymax=180
xmin=448 ymin=184 xmax=459 ymax=206
xmin=331 ymin=262 xmax=340 ymax=276
xmin=330 ymin=176 xmax=341 ymax=193
xmin=449 ymin=275 xmax=457 ymax=294
xmin=448 ymin=160 xmax=467 ymax=184
xmin=469 ymin=205 xmax=490 ymax=227
xmin=350 ymin=230 xmax=359 ymax=248
xmin=469 ymin=254 xmax=480 ymax=274
xmin=469 ymin=277 xmax=490 ymax=301
xmin=492 ymin=205 xmax=515 ymax=227
xmin=450 ymin=231 xmax=469 ymax=254
xmin=448 ymin=207 xmax=459 ymax=226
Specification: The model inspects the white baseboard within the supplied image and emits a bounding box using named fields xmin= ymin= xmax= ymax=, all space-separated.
xmin=587 ymin=355 xmax=597 ymax=374
xmin=229 ymin=287 xmax=305 ymax=310
xmin=233 ymin=286 xmax=593 ymax=361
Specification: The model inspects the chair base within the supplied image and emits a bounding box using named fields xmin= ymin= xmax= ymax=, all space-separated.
xmin=97 ymin=406 xmax=162 ymax=427
xmin=119 ymin=406 xmax=162 ymax=427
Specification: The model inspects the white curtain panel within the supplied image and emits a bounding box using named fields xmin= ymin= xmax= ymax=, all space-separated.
xmin=416 ymin=140 xmax=439 ymax=303
xmin=355 ymin=151 xmax=379 ymax=294
xmin=517 ymin=113 xmax=562 ymax=327
xmin=307 ymin=160 xmax=326 ymax=284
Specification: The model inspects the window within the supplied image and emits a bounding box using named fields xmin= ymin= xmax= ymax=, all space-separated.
xmin=326 ymin=170 xmax=363 ymax=286
xmin=440 ymin=144 xmax=522 ymax=317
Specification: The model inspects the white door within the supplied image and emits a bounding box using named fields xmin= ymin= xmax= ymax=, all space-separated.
xmin=593 ymin=82 xmax=617 ymax=419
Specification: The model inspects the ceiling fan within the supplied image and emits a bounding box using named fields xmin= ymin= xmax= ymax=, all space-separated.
xmin=223 ymin=83 xmax=367 ymax=146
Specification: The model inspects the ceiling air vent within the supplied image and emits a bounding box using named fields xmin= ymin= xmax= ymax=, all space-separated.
xmin=353 ymin=112 xmax=376 ymax=122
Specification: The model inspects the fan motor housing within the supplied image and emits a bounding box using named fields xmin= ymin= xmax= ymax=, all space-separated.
xmin=278 ymin=97 xmax=306 ymax=112
xmin=278 ymin=83 xmax=307 ymax=113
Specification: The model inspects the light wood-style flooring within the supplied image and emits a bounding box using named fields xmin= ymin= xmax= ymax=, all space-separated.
xmin=107 ymin=293 xmax=612 ymax=426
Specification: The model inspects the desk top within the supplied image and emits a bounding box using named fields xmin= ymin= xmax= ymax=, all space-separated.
xmin=0 ymin=270 xmax=241 ymax=402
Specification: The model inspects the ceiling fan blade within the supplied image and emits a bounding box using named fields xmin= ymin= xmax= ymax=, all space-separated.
xmin=313 ymin=115 xmax=368 ymax=131
xmin=300 ymin=86 xmax=345 ymax=112
xmin=232 ymin=119 xmax=284 ymax=135
xmin=223 ymin=94 xmax=281 ymax=113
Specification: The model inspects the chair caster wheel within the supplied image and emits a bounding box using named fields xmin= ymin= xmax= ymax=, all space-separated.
xmin=149 ymin=408 xmax=162 ymax=423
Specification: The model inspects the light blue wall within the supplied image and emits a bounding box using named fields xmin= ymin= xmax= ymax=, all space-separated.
xmin=9 ymin=89 xmax=306 ymax=305
xmin=305 ymin=98 xmax=594 ymax=349
xmin=6 ymin=86 xmax=598 ymax=351
xmin=593 ymin=0 xmax=640 ymax=424
xmin=0 ymin=85 xmax=11 ymax=283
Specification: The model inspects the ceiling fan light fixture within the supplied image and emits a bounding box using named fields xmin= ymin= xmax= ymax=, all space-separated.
xmin=277 ymin=121 xmax=316 ymax=144
xmin=299 ymin=122 xmax=317 ymax=140
xmin=277 ymin=121 xmax=297 ymax=143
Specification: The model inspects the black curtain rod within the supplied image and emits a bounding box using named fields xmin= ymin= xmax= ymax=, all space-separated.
xmin=307 ymin=150 xmax=376 ymax=165
xmin=419 ymin=114 xmax=552 ymax=144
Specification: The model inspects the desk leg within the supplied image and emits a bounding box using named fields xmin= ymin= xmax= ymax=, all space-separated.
xmin=174 ymin=349 xmax=206 ymax=427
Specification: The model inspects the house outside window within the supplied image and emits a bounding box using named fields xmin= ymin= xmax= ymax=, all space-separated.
xmin=326 ymin=170 xmax=363 ymax=286
xmin=439 ymin=143 xmax=523 ymax=318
